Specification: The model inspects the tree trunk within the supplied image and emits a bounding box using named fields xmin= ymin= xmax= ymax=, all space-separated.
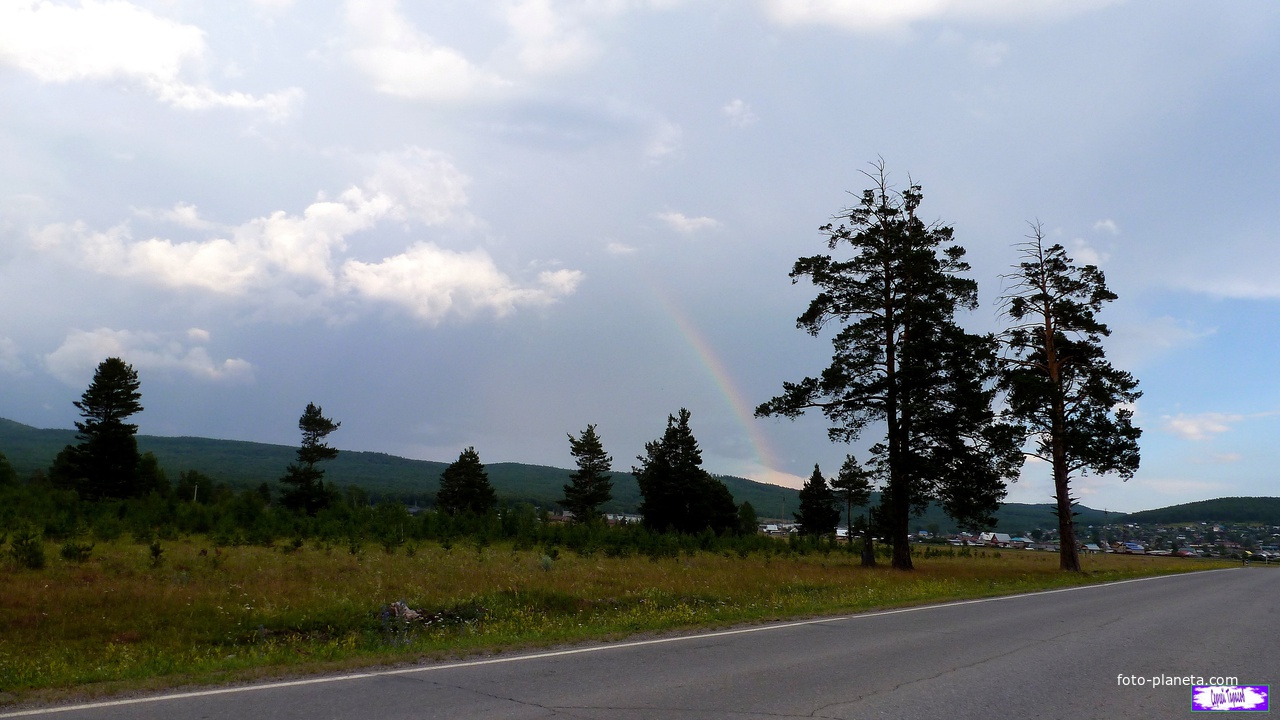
xmin=1051 ymin=391 xmax=1081 ymax=572
xmin=861 ymin=524 xmax=876 ymax=567
xmin=1054 ymin=463 xmax=1081 ymax=571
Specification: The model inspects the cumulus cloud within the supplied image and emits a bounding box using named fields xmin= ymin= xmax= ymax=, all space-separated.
xmin=345 ymin=0 xmax=510 ymax=102
xmin=658 ymin=211 xmax=721 ymax=234
xmin=32 ymin=147 xmax=580 ymax=323
xmin=342 ymin=245 xmax=583 ymax=322
xmin=133 ymin=202 xmax=219 ymax=231
xmin=764 ymin=0 xmax=1122 ymax=33
xmin=1093 ymin=218 xmax=1120 ymax=235
xmin=361 ymin=147 xmax=472 ymax=226
xmin=502 ymin=0 xmax=598 ymax=75
xmin=1067 ymin=237 xmax=1108 ymax=266
xmin=48 ymin=185 xmax=393 ymax=295
xmin=1163 ymin=412 xmax=1242 ymax=441
xmin=722 ymin=99 xmax=757 ymax=128
xmin=605 ymin=241 xmax=637 ymax=255
xmin=44 ymin=328 xmax=253 ymax=386
xmin=0 ymin=0 xmax=302 ymax=119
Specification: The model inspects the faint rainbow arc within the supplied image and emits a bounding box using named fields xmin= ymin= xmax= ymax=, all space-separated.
xmin=651 ymin=291 xmax=784 ymax=484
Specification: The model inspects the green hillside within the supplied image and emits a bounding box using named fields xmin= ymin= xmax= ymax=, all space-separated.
xmin=1120 ymin=497 xmax=1280 ymax=525
xmin=0 ymin=418 xmax=798 ymax=516
xmin=0 ymin=417 xmax=1109 ymax=528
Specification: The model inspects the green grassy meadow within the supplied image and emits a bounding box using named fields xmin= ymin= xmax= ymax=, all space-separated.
xmin=0 ymin=538 xmax=1231 ymax=706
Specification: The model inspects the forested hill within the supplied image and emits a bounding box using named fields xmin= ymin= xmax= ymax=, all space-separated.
xmin=0 ymin=417 xmax=792 ymax=516
xmin=1120 ymin=497 xmax=1280 ymax=525
xmin=2 ymin=417 xmax=1106 ymax=530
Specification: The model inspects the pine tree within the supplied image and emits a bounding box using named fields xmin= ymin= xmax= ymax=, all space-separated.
xmin=830 ymin=454 xmax=874 ymax=560
xmin=756 ymin=163 xmax=1023 ymax=569
xmin=634 ymin=408 xmax=737 ymax=535
xmin=436 ymin=447 xmax=497 ymax=516
xmin=52 ymin=357 xmax=144 ymax=500
xmin=1000 ymin=223 xmax=1141 ymax=571
xmin=795 ymin=464 xmax=840 ymax=538
xmin=561 ymin=424 xmax=613 ymax=521
xmin=279 ymin=403 xmax=341 ymax=515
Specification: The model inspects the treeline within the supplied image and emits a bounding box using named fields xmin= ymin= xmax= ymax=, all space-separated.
xmin=0 ymin=360 xmax=780 ymax=565
xmin=3 ymin=163 xmax=1146 ymax=576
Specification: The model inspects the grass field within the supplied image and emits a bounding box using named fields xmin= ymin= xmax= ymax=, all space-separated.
xmin=0 ymin=538 xmax=1232 ymax=706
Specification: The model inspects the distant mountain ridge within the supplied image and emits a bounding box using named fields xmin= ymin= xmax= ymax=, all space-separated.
xmin=1119 ymin=497 xmax=1280 ymax=526
xmin=2 ymin=417 xmax=1114 ymax=530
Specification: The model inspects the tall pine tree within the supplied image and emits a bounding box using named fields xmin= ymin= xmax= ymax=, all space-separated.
xmin=794 ymin=464 xmax=840 ymax=538
xmin=757 ymin=163 xmax=1022 ymax=569
xmin=1000 ymin=223 xmax=1141 ymax=571
xmin=561 ymin=424 xmax=613 ymax=521
xmin=279 ymin=403 xmax=341 ymax=515
xmin=51 ymin=357 xmax=144 ymax=500
xmin=437 ymin=447 xmax=497 ymax=516
xmin=634 ymin=408 xmax=737 ymax=535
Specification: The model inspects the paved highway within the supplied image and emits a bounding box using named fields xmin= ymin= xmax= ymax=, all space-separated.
xmin=6 ymin=567 xmax=1274 ymax=719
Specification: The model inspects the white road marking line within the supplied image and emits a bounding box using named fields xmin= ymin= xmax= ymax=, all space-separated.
xmin=1 ymin=568 xmax=1236 ymax=717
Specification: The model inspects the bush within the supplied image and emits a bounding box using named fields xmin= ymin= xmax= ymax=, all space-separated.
xmin=9 ymin=528 xmax=46 ymax=570
xmin=149 ymin=539 xmax=165 ymax=568
xmin=60 ymin=540 xmax=94 ymax=562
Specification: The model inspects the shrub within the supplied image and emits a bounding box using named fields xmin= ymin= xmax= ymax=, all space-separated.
xmin=60 ymin=540 xmax=94 ymax=562
xmin=9 ymin=528 xmax=46 ymax=570
xmin=149 ymin=539 xmax=165 ymax=568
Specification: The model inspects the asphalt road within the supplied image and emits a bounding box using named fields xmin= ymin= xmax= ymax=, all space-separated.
xmin=6 ymin=567 xmax=1275 ymax=720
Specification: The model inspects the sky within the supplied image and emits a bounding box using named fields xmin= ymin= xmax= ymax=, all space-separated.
xmin=2 ymin=0 xmax=1279 ymax=514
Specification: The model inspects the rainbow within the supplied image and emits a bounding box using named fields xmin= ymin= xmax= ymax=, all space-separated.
xmin=651 ymin=291 xmax=793 ymax=487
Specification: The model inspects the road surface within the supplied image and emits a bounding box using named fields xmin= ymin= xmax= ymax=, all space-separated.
xmin=5 ymin=567 xmax=1274 ymax=719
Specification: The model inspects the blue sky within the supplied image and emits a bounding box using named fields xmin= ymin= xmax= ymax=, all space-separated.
xmin=2 ymin=0 xmax=1278 ymax=513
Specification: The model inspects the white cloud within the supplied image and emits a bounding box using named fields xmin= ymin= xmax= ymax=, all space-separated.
xmin=1164 ymin=412 xmax=1242 ymax=441
xmin=1067 ymin=237 xmax=1108 ymax=266
xmin=645 ymin=121 xmax=682 ymax=163
xmin=605 ymin=241 xmax=637 ymax=255
xmin=44 ymin=328 xmax=253 ymax=386
xmin=1107 ymin=316 xmax=1213 ymax=369
xmin=361 ymin=147 xmax=472 ymax=226
xmin=502 ymin=0 xmax=598 ymax=75
xmin=33 ymin=147 xmax=579 ymax=323
xmin=341 ymin=244 xmax=583 ymax=322
xmin=247 ymin=0 xmax=296 ymax=11
xmin=134 ymin=202 xmax=219 ymax=231
xmin=658 ymin=211 xmax=721 ymax=234
xmin=49 ymin=185 xmax=393 ymax=295
xmin=1093 ymin=218 xmax=1120 ymax=235
xmin=722 ymin=99 xmax=757 ymax=128
xmin=345 ymin=0 xmax=510 ymax=102
xmin=763 ymin=0 xmax=1122 ymax=33
xmin=1164 ymin=411 xmax=1280 ymax=442
xmin=0 ymin=0 xmax=302 ymax=119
